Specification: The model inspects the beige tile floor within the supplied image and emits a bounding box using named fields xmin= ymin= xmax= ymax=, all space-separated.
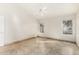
xmin=0 ymin=37 xmax=79 ymax=55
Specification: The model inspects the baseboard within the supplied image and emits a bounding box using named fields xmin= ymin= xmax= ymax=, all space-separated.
xmin=37 ymin=36 xmax=76 ymax=44
xmin=3 ymin=34 xmax=76 ymax=46
xmin=4 ymin=35 xmax=36 ymax=46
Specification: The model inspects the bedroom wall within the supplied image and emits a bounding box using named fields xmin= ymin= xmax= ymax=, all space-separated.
xmin=5 ymin=14 xmax=39 ymax=45
xmin=3 ymin=4 xmax=39 ymax=45
xmin=0 ymin=4 xmax=78 ymax=46
xmin=76 ymin=12 xmax=79 ymax=46
xmin=0 ymin=4 xmax=18 ymax=46
xmin=39 ymin=14 xmax=76 ymax=42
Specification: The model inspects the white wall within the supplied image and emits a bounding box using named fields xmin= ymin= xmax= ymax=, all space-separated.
xmin=4 ymin=11 xmax=77 ymax=45
xmin=5 ymin=14 xmax=39 ymax=45
xmin=76 ymin=13 xmax=79 ymax=46
xmin=0 ymin=16 xmax=5 ymax=46
xmin=0 ymin=4 xmax=16 ymax=45
xmin=0 ymin=4 xmax=78 ymax=46
xmin=0 ymin=4 xmax=39 ymax=45
xmin=39 ymin=14 xmax=76 ymax=42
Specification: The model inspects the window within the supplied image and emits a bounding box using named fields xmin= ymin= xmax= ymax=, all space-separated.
xmin=63 ymin=20 xmax=72 ymax=34
xmin=40 ymin=23 xmax=44 ymax=33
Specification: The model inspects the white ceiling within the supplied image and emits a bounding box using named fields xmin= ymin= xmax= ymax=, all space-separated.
xmin=18 ymin=3 xmax=79 ymax=19
xmin=0 ymin=3 xmax=78 ymax=19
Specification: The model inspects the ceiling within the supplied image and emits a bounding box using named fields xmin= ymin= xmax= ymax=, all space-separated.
xmin=0 ymin=3 xmax=79 ymax=19
xmin=18 ymin=3 xmax=79 ymax=19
